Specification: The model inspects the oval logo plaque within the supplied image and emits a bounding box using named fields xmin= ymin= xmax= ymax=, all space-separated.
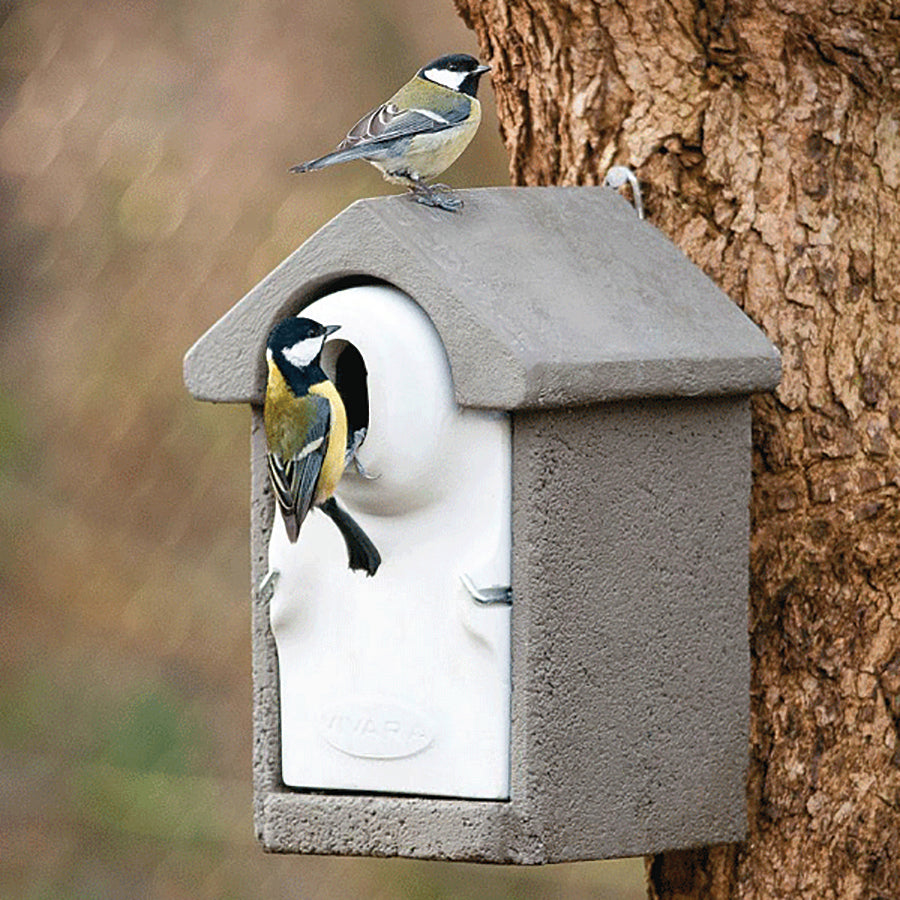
xmin=320 ymin=700 xmax=434 ymax=760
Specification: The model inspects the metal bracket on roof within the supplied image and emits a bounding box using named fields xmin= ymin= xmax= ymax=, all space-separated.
xmin=603 ymin=165 xmax=644 ymax=220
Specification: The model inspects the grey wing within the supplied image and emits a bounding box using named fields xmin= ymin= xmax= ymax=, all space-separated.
xmin=267 ymin=395 xmax=331 ymax=536
xmin=337 ymin=100 xmax=469 ymax=150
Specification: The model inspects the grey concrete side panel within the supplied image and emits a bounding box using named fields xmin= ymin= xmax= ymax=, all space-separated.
xmin=249 ymin=411 xmax=282 ymax=838
xmin=510 ymin=397 xmax=750 ymax=860
xmin=184 ymin=188 xmax=780 ymax=410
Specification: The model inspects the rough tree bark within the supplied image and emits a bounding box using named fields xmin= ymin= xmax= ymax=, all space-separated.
xmin=454 ymin=1 xmax=900 ymax=897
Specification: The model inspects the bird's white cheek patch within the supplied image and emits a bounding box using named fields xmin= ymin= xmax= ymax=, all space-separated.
xmin=282 ymin=335 xmax=324 ymax=368
xmin=423 ymin=68 xmax=467 ymax=91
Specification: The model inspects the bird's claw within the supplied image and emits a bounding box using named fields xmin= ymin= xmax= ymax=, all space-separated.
xmin=352 ymin=456 xmax=379 ymax=480
xmin=410 ymin=186 xmax=463 ymax=211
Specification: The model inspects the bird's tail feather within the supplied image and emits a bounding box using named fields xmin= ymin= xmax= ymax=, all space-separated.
xmin=283 ymin=512 xmax=300 ymax=543
xmin=289 ymin=145 xmax=370 ymax=174
xmin=320 ymin=497 xmax=381 ymax=577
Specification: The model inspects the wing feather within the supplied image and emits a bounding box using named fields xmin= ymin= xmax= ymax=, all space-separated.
xmin=337 ymin=99 xmax=468 ymax=150
xmin=267 ymin=395 xmax=331 ymax=542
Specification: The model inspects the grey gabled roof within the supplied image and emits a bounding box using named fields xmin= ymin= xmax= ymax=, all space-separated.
xmin=183 ymin=186 xmax=780 ymax=409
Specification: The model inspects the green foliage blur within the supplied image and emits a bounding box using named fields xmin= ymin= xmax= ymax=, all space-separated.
xmin=0 ymin=1 xmax=645 ymax=897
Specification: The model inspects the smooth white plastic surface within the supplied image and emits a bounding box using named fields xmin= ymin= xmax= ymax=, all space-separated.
xmin=267 ymin=285 xmax=512 ymax=800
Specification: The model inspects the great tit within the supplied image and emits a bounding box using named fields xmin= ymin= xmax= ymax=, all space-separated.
xmin=264 ymin=316 xmax=381 ymax=576
xmin=290 ymin=53 xmax=491 ymax=212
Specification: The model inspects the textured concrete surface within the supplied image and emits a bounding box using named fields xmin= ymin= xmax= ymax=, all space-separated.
xmin=508 ymin=397 xmax=751 ymax=861
xmin=186 ymin=188 xmax=781 ymax=862
xmin=184 ymin=187 xmax=780 ymax=410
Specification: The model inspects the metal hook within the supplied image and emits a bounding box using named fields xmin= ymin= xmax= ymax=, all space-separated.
xmin=257 ymin=568 xmax=280 ymax=597
xmin=460 ymin=572 xmax=512 ymax=605
xmin=603 ymin=165 xmax=644 ymax=219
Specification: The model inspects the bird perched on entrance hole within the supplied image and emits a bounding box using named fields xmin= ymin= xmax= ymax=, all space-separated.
xmin=264 ymin=317 xmax=381 ymax=576
xmin=289 ymin=53 xmax=491 ymax=212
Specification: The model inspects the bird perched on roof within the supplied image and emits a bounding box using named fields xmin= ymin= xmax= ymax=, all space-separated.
xmin=290 ymin=53 xmax=491 ymax=212
xmin=264 ymin=316 xmax=381 ymax=576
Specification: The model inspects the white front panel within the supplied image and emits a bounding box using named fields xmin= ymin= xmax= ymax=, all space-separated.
xmin=267 ymin=285 xmax=511 ymax=799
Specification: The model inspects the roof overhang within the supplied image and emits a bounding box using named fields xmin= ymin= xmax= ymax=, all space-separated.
xmin=184 ymin=187 xmax=780 ymax=409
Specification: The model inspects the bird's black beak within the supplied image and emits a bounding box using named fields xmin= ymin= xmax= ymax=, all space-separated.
xmin=325 ymin=324 xmax=341 ymax=337
xmin=475 ymin=64 xmax=491 ymax=75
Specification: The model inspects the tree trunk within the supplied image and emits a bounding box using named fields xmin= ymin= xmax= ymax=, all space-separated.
xmin=454 ymin=1 xmax=900 ymax=897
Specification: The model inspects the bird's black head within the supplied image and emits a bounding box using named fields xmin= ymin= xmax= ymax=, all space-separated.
xmin=418 ymin=53 xmax=491 ymax=98
xmin=266 ymin=316 xmax=340 ymax=374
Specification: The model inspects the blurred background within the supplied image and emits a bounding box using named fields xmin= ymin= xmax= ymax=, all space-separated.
xmin=0 ymin=0 xmax=645 ymax=896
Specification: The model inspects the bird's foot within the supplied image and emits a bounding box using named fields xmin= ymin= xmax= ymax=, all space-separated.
xmin=352 ymin=456 xmax=379 ymax=480
xmin=409 ymin=184 xmax=463 ymax=211
xmin=344 ymin=428 xmax=379 ymax=479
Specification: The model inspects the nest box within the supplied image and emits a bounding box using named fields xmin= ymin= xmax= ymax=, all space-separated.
xmin=184 ymin=186 xmax=780 ymax=864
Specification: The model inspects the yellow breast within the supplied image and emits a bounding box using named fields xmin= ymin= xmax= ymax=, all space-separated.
xmin=265 ymin=361 xmax=348 ymax=506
